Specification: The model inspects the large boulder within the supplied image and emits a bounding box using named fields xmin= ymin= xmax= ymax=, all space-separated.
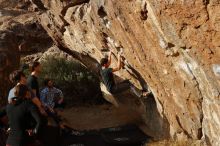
xmin=28 ymin=0 xmax=220 ymax=145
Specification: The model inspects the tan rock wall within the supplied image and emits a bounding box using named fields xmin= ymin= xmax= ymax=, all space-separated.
xmin=31 ymin=0 xmax=220 ymax=145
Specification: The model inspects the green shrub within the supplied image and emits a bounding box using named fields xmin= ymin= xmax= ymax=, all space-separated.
xmin=23 ymin=56 xmax=104 ymax=106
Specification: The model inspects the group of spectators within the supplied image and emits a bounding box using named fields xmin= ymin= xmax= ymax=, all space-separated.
xmin=1 ymin=61 xmax=65 ymax=146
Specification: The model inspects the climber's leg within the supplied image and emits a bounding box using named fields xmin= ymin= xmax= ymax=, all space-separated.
xmin=111 ymin=80 xmax=151 ymax=98
xmin=111 ymin=80 xmax=131 ymax=94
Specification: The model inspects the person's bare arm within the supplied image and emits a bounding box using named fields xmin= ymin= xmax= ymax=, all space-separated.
xmin=106 ymin=50 xmax=112 ymax=67
xmin=32 ymin=97 xmax=41 ymax=108
xmin=32 ymin=97 xmax=47 ymax=116
xmin=58 ymin=89 xmax=64 ymax=104
xmin=28 ymin=102 xmax=42 ymax=135
xmin=112 ymin=52 xmax=122 ymax=72
xmin=31 ymin=89 xmax=37 ymax=96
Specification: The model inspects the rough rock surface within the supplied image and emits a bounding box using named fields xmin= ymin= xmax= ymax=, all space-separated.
xmin=22 ymin=45 xmax=74 ymax=64
xmin=31 ymin=0 xmax=220 ymax=145
xmin=1 ymin=0 xmax=220 ymax=145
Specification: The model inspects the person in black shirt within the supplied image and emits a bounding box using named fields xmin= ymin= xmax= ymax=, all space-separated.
xmin=27 ymin=61 xmax=41 ymax=99
xmin=100 ymin=51 xmax=150 ymax=97
xmin=6 ymin=84 xmax=42 ymax=146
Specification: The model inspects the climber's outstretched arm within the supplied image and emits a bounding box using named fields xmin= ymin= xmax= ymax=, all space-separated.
xmin=106 ymin=50 xmax=112 ymax=67
xmin=112 ymin=53 xmax=122 ymax=72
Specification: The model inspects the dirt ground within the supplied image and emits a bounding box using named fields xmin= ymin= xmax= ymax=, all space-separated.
xmin=60 ymin=104 xmax=203 ymax=146
xmin=60 ymin=103 xmax=143 ymax=130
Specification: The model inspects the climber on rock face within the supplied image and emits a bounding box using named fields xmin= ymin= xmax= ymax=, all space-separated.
xmin=100 ymin=50 xmax=150 ymax=98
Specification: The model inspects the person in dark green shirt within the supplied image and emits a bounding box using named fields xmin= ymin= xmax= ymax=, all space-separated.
xmin=100 ymin=51 xmax=150 ymax=97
